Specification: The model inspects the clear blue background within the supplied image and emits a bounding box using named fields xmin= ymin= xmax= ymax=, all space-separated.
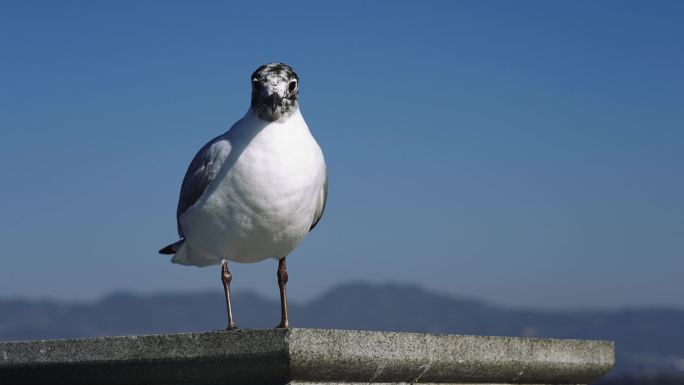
xmin=1 ymin=1 xmax=682 ymax=308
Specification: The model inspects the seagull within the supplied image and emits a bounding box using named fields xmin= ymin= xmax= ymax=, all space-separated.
xmin=159 ymin=63 xmax=327 ymax=330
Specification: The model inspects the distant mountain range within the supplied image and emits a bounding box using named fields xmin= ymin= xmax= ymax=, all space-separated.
xmin=1 ymin=282 xmax=683 ymax=382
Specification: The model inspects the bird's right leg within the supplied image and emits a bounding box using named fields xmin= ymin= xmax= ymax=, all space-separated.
xmin=276 ymin=257 xmax=289 ymax=329
xmin=221 ymin=259 xmax=237 ymax=330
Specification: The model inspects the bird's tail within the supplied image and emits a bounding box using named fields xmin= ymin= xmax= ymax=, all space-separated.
xmin=160 ymin=239 xmax=218 ymax=267
xmin=159 ymin=239 xmax=185 ymax=255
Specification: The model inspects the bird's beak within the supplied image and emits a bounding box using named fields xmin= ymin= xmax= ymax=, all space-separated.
xmin=271 ymin=92 xmax=283 ymax=112
xmin=268 ymin=93 xmax=283 ymax=112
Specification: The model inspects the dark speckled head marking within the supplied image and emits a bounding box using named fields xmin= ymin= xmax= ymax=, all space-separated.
xmin=250 ymin=63 xmax=299 ymax=122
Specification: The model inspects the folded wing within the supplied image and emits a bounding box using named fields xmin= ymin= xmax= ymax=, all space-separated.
xmin=309 ymin=173 xmax=328 ymax=231
xmin=176 ymin=135 xmax=231 ymax=237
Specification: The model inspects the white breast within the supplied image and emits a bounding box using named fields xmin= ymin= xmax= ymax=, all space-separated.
xmin=179 ymin=109 xmax=326 ymax=264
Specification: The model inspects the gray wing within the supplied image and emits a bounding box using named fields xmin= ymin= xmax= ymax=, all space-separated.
xmin=176 ymin=135 xmax=230 ymax=237
xmin=309 ymin=173 xmax=328 ymax=231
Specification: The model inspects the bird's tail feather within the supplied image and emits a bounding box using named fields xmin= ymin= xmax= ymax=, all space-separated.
xmin=163 ymin=240 xmax=219 ymax=267
xmin=159 ymin=239 xmax=185 ymax=255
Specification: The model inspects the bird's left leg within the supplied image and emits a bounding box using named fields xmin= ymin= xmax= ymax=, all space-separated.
xmin=276 ymin=257 xmax=289 ymax=329
xmin=221 ymin=259 xmax=238 ymax=330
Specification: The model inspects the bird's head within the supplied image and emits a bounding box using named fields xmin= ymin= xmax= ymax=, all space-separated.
xmin=250 ymin=63 xmax=299 ymax=122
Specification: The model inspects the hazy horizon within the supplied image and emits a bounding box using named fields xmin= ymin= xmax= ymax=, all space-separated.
xmin=2 ymin=279 xmax=683 ymax=313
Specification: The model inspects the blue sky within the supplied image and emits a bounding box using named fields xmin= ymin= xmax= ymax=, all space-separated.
xmin=0 ymin=1 xmax=682 ymax=308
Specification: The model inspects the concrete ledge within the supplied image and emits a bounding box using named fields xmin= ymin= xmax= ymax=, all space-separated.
xmin=0 ymin=328 xmax=614 ymax=384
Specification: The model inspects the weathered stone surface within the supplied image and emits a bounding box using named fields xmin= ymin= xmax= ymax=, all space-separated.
xmin=0 ymin=328 xmax=613 ymax=385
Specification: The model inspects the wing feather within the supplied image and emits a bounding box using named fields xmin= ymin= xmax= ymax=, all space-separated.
xmin=176 ymin=135 xmax=230 ymax=237
xmin=309 ymin=173 xmax=328 ymax=231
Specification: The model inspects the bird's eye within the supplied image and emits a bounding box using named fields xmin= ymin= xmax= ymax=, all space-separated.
xmin=288 ymin=80 xmax=297 ymax=92
xmin=251 ymin=78 xmax=259 ymax=87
